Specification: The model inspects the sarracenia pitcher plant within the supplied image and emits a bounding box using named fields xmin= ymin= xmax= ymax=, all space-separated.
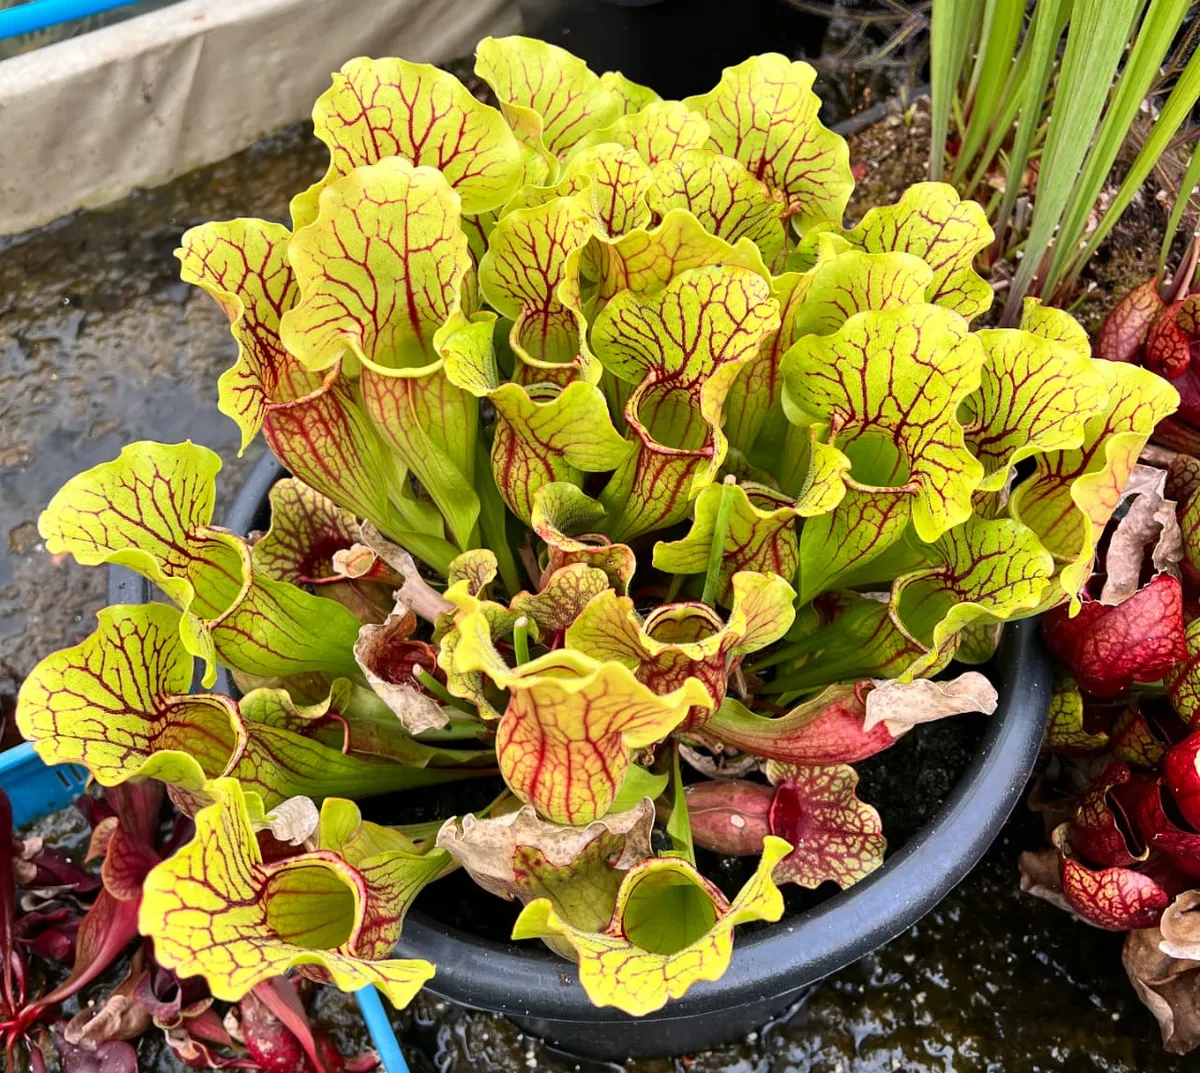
xmin=17 ymin=37 xmax=1177 ymax=1016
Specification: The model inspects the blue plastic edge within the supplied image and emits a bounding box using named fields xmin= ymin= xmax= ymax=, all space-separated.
xmin=0 ymin=0 xmax=144 ymax=41
xmin=0 ymin=741 xmax=88 ymax=828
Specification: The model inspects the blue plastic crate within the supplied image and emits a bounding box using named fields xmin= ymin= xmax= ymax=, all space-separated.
xmin=0 ymin=741 xmax=88 ymax=827
xmin=0 ymin=742 xmax=410 ymax=1072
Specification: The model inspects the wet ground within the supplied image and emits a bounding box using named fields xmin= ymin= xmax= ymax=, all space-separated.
xmin=0 ymin=93 xmax=1189 ymax=1073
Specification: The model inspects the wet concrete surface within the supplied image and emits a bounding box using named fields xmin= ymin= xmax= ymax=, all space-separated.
xmin=0 ymin=124 xmax=1192 ymax=1072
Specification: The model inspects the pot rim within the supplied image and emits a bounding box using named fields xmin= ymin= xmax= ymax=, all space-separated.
xmin=109 ymin=449 xmax=1051 ymax=1025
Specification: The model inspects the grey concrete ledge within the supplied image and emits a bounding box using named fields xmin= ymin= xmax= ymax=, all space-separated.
xmin=0 ymin=0 xmax=520 ymax=235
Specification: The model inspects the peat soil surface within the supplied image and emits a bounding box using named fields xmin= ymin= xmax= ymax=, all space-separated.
xmin=0 ymin=95 xmax=1187 ymax=1073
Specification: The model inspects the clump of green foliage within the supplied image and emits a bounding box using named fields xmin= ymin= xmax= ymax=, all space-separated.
xmin=931 ymin=0 xmax=1200 ymax=318
xmin=16 ymin=36 xmax=1176 ymax=1017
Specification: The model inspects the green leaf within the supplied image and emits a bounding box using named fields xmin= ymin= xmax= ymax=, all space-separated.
xmin=795 ymin=479 xmax=913 ymax=604
xmin=38 ymin=441 xmax=361 ymax=686
xmin=1056 ymin=19 xmax=1200 ymax=299
xmin=140 ymin=778 xmax=441 ymax=1008
xmin=511 ymin=836 xmax=790 ymax=1015
xmin=726 ymin=242 xmax=932 ymax=461
xmin=16 ymin=603 xmax=232 ymax=794
xmin=665 ymin=745 xmax=696 ymax=866
xmin=723 ymin=264 xmax=822 ymax=458
xmin=509 ymin=563 xmax=613 ymax=634
xmin=530 ymin=482 xmax=637 ymax=593
xmin=478 ymin=196 xmax=598 ymax=383
xmin=758 ymin=594 xmax=938 ymax=695
xmin=567 ymin=571 xmax=795 ymax=725
xmin=578 ymin=100 xmax=712 ymax=164
xmin=290 ymin=56 xmax=524 ymax=228
xmin=1005 ymin=0 xmax=1147 ymax=313
xmin=966 ymin=323 xmax=1110 ymax=491
xmin=988 ymin=0 xmax=1071 ymax=246
xmin=490 ymin=379 xmax=631 ymax=523
xmin=952 ymin=0 xmax=1025 ymax=183
xmin=891 ymin=515 xmax=1054 ymax=676
xmin=251 ymin=477 xmax=379 ymax=586
xmin=1045 ymin=675 xmax=1110 ymax=753
xmin=1009 ymin=359 xmax=1179 ymax=610
xmin=559 ymin=144 xmax=655 ymax=236
xmin=593 ymin=265 xmax=779 ymax=540
xmin=653 ymin=480 xmax=844 ymax=604
xmin=608 ymin=766 xmax=670 ymax=814
xmin=841 ymin=183 xmax=994 ymax=320
xmin=592 ymin=207 xmax=770 ymax=310
xmin=1019 ymin=297 xmax=1093 ymax=359
xmin=179 ymin=218 xmax=429 ymax=548
xmin=928 ymin=0 xmax=978 ymax=181
xmin=475 ymin=35 xmax=621 ymax=177
xmin=16 ymin=605 xmax=465 ymax=810
xmin=782 ymin=303 xmax=985 ymax=543
xmin=281 ymin=157 xmax=480 ymax=549
xmin=684 ymin=54 xmax=852 ymax=234
xmin=646 ymin=149 xmax=785 ymax=262
xmin=599 ymin=70 xmax=661 ymax=115
xmin=450 ymin=614 xmax=710 ymax=823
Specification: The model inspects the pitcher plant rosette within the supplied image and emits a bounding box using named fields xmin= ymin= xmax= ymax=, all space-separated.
xmin=15 ymin=37 xmax=1180 ymax=1018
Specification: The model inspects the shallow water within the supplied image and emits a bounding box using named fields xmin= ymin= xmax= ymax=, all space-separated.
xmin=0 ymin=101 xmax=1190 ymax=1073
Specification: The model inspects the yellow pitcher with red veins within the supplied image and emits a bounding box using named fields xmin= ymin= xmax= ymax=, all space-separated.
xmin=16 ymin=35 xmax=1173 ymax=1017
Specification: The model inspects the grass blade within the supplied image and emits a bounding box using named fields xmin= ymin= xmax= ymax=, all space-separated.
xmin=954 ymin=0 xmax=1025 ymax=184
xmin=1159 ymin=137 xmax=1200 ymax=281
xmin=1043 ymin=0 xmax=1188 ymax=295
xmin=1003 ymin=0 xmax=1144 ymax=321
xmin=1059 ymin=42 xmax=1200 ymax=299
xmin=991 ymin=0 xmax=1073 ymax=241
xmin=930 ymin=0 xmax=979 ymax=181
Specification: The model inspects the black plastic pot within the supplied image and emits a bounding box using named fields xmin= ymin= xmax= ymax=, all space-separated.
xmin=109 ymin=449 xmax=1052 ymax=1061
xmin=518 ymin=0 xmax=829 ymax=96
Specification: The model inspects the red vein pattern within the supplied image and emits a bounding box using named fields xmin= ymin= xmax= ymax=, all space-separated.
xmin=685 ymin=54 xmax=852 ymax=234
xmin=292 ymin=56 xmax=524 ymax=228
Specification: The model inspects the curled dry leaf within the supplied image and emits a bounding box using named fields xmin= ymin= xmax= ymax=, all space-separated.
xmin=52 ymin=1028 xmax=139 ymax=1073
xmin=436 ymin=799 xmax=654 ymax=934
xmin=258 ymin=796 xmax=320 ymax=847
xmin=1019 ymin=847 xmax=1074 ymax=916
xmin=437 ymin=799 xmax=654 ymax=957
xmin=64 ymin=994 xmax=153 ymax=1046
xmin=1100 ymin=465 xmax=1183 ymax=605
xmin=1160 ymin=888 xmax=1200 ymax=961
xmin=359 ymin=522 xmax=454 ymax=623
xmin=1124 ymin=921 xmax=1200 ymax=1054
xmin=677 ymin=742 xmax=762 ymax=780
xmin=862 ymin=671 xmax=998 ymax=735
xmin=354 ymin=601 xmax=448 ymax=733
